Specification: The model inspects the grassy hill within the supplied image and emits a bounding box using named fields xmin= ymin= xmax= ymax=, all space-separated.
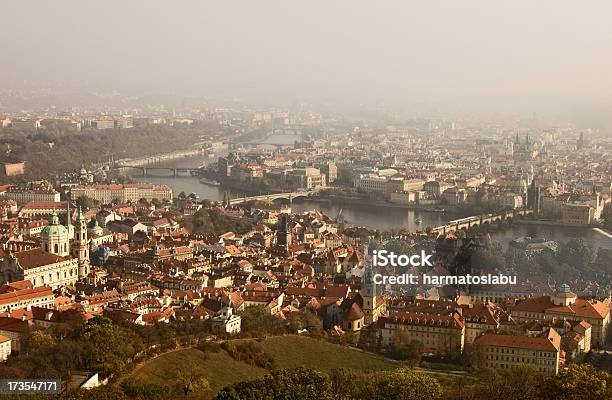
xmin=130 ymin=348 xmax=267 ymax=393
xmin=129 ymin=335 xmax=399 ymax=393
xmin=257 ymin=335 xmax=398 ymax=373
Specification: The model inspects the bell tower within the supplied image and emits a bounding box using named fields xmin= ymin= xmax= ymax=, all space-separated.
xmin=361 ymin=263 xmax=378 ymax=324
xmin=73 ymin=207 xmax=90 ymax=278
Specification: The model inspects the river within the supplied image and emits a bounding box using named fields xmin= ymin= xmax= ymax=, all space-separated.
xmin=132 ymin=155 xmax=612 ymax=251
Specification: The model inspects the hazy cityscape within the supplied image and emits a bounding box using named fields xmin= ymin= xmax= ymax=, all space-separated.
xmin=0 ymin=2 xmax=611 ymax=400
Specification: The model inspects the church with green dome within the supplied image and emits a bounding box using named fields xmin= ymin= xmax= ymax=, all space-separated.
xmin=0 ymin=208 xmax=90 ymax=290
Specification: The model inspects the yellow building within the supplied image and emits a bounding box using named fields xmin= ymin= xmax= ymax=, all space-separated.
xmin=378 ymin=311 xmax=465 ymax=357
xmin=70 ymin=183 xmax=172 ymax=204
xmin=475 ymin=329 xmax=561 ymax=375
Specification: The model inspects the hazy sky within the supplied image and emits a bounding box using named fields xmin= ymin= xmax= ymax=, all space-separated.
xmin=2 ymin=1 xmax=612 ymax=118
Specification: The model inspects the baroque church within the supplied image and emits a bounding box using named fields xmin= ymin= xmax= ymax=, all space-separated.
xmin=0 ymin=208 xmax=90 ymax=289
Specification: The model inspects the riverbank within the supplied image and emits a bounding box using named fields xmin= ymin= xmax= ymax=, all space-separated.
xmin=515 ymin=219 xmax=603 ymax=229
xmin=305 ymin=193 xmax=448 ymax=213
xmin=132 ymin=156 xmax=612 ymax=249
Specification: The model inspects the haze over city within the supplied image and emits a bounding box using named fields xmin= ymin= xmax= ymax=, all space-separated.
xmin=1 ymin=2 xmax=612 ymax=398
xmin=2 ymin=1 xmax=612 ymax=127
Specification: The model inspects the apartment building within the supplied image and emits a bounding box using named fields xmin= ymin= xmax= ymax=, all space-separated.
xmin=4 ymin=186 xmax=60 ymax=204
xmin=93 ymin=117 xmax=115 ymax=130
xmin=354 ymin=175 xmax=388 ymax=193
xmin=378 ymin=311 xmax=465 ymax=357
xmin=70 ymin=183 xmax=173 ymax=204
xmin=0 ymin=281 xmax=54 ymax=312
xmin=475 ymin=329 xmax=561 ymax=375
xmin=286 ymin=168 xmax=326 ymax=190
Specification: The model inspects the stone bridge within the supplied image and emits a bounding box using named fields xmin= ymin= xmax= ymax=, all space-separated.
xmin=116 ymin=165 xmax=201 ymax=177
xmin=229 ymin=188 xmax=322 ymax=205
xmin=431 ymin=209 xmax=533 ymax=235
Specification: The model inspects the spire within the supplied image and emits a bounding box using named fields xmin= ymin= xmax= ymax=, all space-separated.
xmin=77 ymin=206 xmax=87 ymax=224
xmin=66 ymin=202 xmax=73 ymax=227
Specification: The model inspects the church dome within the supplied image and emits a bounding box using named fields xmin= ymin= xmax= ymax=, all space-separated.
xmin=41 ymin=212 xmax=69 ymax=238
xmin=554 ymin=283 xmax=576 ymax=298
xmin=88 ymin=218 xmax=104 ymax=237
xmin=551 ymin=283 xmax=577 ymax=306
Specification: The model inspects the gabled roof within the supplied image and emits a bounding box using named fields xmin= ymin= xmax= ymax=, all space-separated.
xmin=343 ymin=302 xmax=364 ymax=322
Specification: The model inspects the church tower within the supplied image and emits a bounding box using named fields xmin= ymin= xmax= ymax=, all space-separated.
xmin=361 ymin=238 xmax=385 ymax=325
xmin=276 ymin=214 xmax=292 ymax=248
xmin=73 ymin=207 xmax=90 ymax=278
xmin=66 ymin=202 xmax=75 ymax=240
xmin=361 ymin=263 xmax=382 ymax=324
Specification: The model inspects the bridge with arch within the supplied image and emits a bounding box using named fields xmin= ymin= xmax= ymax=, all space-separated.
xmin=229 ymin=188 xmax=323 ymax=205
xmin=431 ymin=209 xmax=533 ymax=235
xmin=115 ymin=164 xmax=201 ymax=177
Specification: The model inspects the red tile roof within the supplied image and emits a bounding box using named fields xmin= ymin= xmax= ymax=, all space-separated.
xmin=13 ymin=248 xmax=68 ymax=269
xmin=475 ymin=330 xmax=560 ymax=352
xmin=0 ymin=285 xmax=52 ymax=305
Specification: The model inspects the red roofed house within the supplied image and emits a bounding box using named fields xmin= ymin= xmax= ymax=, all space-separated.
xmin=511 ymin=284 xmax=610 ymax=347
xmin=0 ymin=280 xmax=54 ymax=312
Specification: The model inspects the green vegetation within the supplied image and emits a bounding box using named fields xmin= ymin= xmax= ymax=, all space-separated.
xmin=216 ymin=367 xmax=443 ymax=400
xmin=75 ymin=195 xmax=98 ymax=210
xmin=221 ymin=341 xmax=276 ymax=370
xmin=187 ymin=208 xmax=254 ymax=235
xmin=0 ymin=316 xmax=141 ymax=380
xmin=235 ymin=306 xmax=286 ymax=338
xmin=255 ymin=335 xmax=397 ymax=374
xmin=0 ymin=124 xmax=216 ymax=181
xmin=2 ymin=329 xmax=611 ymax=400
xmin=130 ymin=348 xmax=267 ymax=394
xmin=215 ymin=364 xmax=612 ymax=400
xmin=216 ymin=367 xmax=330 ymax=400
xmin=387 ymin=328 xmax=424 ymax=366
xmin=128 ymin=335 xmax=397 ymax=395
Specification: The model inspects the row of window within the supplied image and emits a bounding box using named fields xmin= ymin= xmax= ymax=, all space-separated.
xmin=488 ymin=347 xmax=553 ymax=357
xmin=485 ymin=362 xmax=555 ymax=374
xmin=487 ymin=355 xmax=555 ymax=364
xmin=31 ymin=268 xmax=77 ymax=285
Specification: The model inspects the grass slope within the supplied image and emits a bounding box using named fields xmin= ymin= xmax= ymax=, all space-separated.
xmin=259 ymin=335 xmax=397 ymax=373
xmin=131 ymin=348 xmax=267 ymax=393
xmin=131 ymin=335 xmax=399 ymax=393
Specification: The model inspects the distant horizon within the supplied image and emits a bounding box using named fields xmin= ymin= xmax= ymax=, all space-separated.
xmin=2 ymin=1 xmax=612 ymax=130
